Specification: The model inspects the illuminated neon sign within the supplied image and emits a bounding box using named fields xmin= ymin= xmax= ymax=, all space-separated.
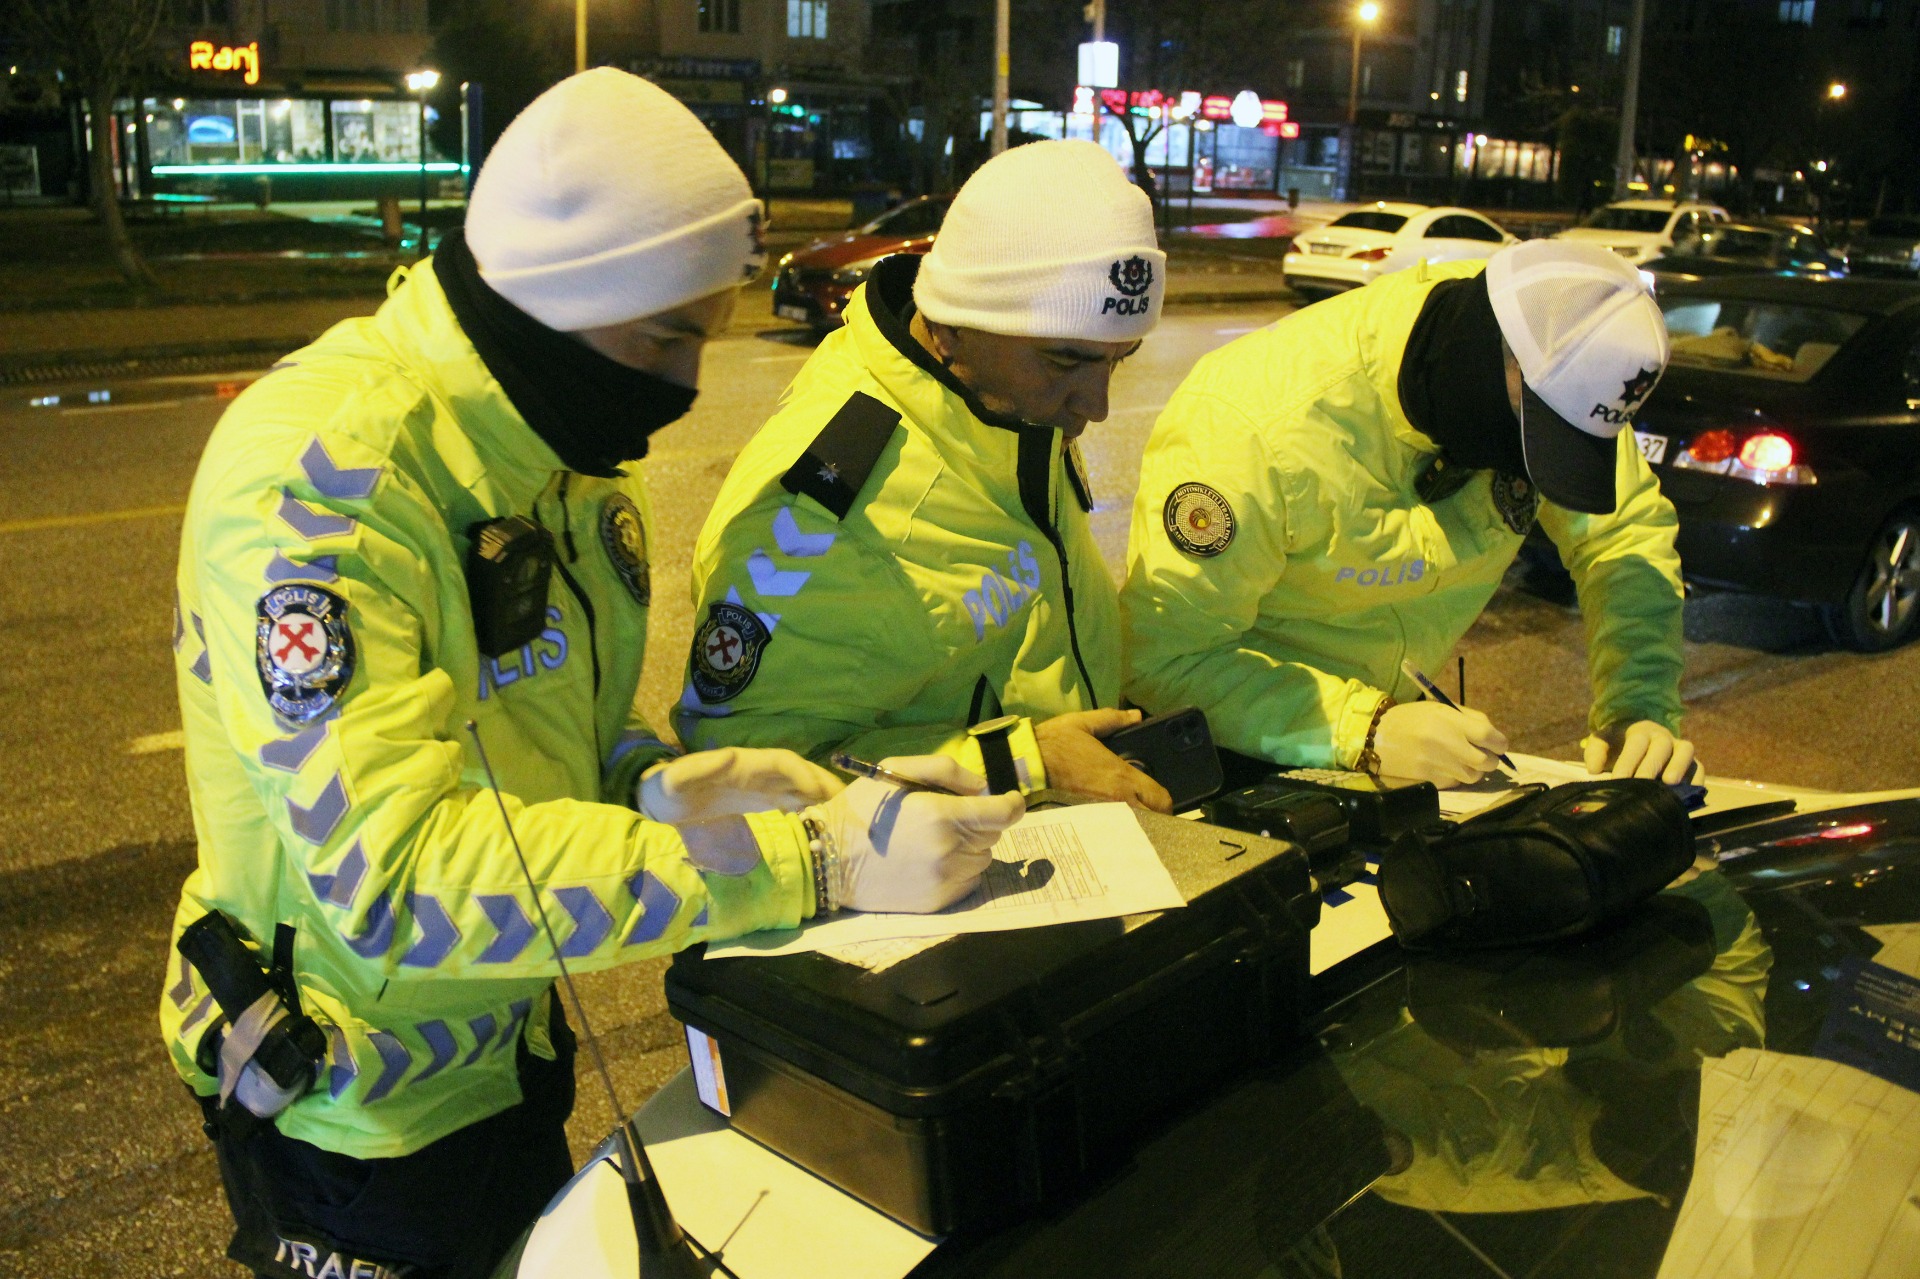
xmin=188 ymin=41 xmax=261 ymax=86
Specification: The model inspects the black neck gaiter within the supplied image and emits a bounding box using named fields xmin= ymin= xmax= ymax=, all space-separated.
xmin=1396 ymin=274 xmax=1527 ymax=478
xmin=435 ymin=229 xmax=696 ymax=477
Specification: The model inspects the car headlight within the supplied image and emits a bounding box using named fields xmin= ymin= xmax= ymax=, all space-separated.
xmin=830 ymin=258 xmax=885 ymax=285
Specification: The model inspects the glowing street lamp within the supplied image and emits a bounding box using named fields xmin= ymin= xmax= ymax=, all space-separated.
xmin=1827 ymin=81 xmax=1847 ymax=100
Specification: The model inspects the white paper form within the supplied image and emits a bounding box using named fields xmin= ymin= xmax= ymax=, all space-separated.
xmin=704 ymin=803 xmax=1186 ymax=960
xmin=1435 ymin=753 xmax=1594 ymax=819
xmin=1655 ymin=1049 xmax=1920 ymax=1279
xmin=634 ymin=1070 xmax=939 ymax=1279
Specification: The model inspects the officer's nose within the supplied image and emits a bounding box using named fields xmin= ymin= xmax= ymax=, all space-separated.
xmin=1065 ymin=365 xmax=1113 ymax=429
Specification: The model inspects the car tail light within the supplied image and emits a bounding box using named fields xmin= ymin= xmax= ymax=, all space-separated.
xmin=1349 ymin=247 xmax=1392 ymax=261
xmin=1685 ymin=429 xmax=1739 ymax=463
xmin=1738 ymin=432 xmax=1796 ymax=474
xmin=1674 ymin=427 xmax=1816 ymax=486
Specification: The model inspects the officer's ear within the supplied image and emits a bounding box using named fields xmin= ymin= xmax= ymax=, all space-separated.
xmin=922 ymin=318 xmax=962 ymax=370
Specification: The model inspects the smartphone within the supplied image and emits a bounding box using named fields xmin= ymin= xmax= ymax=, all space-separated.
xmin=1104 ymin=707 xmax=1224 ymax=811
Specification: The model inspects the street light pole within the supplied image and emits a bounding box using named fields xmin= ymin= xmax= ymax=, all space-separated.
xmin=1346 ymin=2 xmax=1379 ymax=201
xmin=406 ymin=68 xmax=440 ymax=258
xmin=1612 ymin=0 xmax=1647 ymax=198
xmin=991 ymin=0 xmax=1010 ymax=154
xmin=576 ymin=0 xmax=588 ymax=74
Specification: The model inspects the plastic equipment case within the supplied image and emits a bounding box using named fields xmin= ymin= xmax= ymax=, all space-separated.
xmin=663 ymin=801 xmax=1320 ymax=1238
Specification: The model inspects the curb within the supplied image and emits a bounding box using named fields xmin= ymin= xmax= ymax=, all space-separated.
xmin=0 ymin=337 xmax=308 ymax=387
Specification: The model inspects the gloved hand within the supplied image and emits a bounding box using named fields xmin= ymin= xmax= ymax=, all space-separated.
xmin=807 ymin=755 xmax=1027 ymax=914
xmin=638 ymin=748 xmax=843 ymax=824
xmin=1374 ymin=701 xmax=1510 ymax=787
xmin=1584 ymin=721 xmax=1699 ymax=783
xmin=1035 ymin=709 xmax=1175 ymax=813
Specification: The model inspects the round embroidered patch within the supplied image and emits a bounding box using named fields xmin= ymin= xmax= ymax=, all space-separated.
xmin=257 ymin=583 xmax=355 ymax=723
xmin=690 ymin=600 xmax=769 ymax=703
xmin=600 ymin=493 xmax=651 ymax=608
xmin=1164 ymin=482 xmax=1237 ymax=557
xmin=1491 ymin=472 xmax=1539 ymax=535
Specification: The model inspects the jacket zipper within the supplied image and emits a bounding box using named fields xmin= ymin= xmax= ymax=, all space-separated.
xmin=538 ymin=476 xmax=602 ymax=763
xmin=1015 ymin=429 xmax=1100 ymax=707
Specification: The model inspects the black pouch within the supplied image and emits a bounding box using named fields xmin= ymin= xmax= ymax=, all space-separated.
xmin=1378 ymin=779 xmax=1694 ymax=951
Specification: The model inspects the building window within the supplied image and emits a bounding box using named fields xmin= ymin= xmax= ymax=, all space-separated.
xmin=698 ymin=0 xmax=740 ymax=34
xmin=787 ymin=0 xmax=827 ymax=39
xmin=1454 ymin=69 xmax=1469 ymax=102
xmin=1778 ymin=0 xmax=1815 ymax=23
xmin=1286 ymin=58 xmax=1305 ymax=89
xmin=1605 ymin=23 xmax=1624 ymax=51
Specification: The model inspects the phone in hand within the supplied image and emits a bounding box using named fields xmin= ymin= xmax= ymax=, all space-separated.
xmin=1103 ymin=707 xmax=1224 ymax=811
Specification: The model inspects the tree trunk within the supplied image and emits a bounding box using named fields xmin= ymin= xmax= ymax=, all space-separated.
xmin=86 ymin=85 xmax=157 ymax=288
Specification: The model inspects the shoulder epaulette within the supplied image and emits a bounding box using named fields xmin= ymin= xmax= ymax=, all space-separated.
xmin=779 ymin=391 xmax=902 ymax=520
xmin=1064 ymin=439 xmax=1094 ymax=514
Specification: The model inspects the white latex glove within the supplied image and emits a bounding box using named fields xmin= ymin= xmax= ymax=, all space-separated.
xmin=807 ymin=755 xmax=1027 ymax=914
xmin=1585 ymin=721 xmax=1699 ymax=783
xmin=638 ymin=748 xmax=843 ymax=824
xmin=1374 ymin=701 xmax=1509 ymax=787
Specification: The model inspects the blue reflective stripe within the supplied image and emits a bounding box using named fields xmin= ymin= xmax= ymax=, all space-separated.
xmin=460 ymin=1014 xmax=498 ymax=1067
xmin=276 ymin=490 xmax=357 ymax=540
xmin=623 ymin=871 xmax=683 ymax=947
xmin=260 ymin=718 xmax=331 ymax=772
xmin=361 ymin=1031 xmax=413 ymax=1102
xmin=307 ymin=839 xmax=367 ymax=908
xmin=299 ymin=437 xmax=383 ymax=501
xmin=399 ymin=893 xmax=460 ymax=968
xmin=475 ymin=894 xmax=536 ymax=964
xmin=265 ymin=551 xmax=339 ymax=584
xmin=343 ymin=891 xmax=396 ymax=958
xmin=327 ymin=1027 xmax=358 ymax=1100
xmin=554 ymin=887 xmax=613 ymax=958
xmin=287 ymin=773 xmax=350 ymax=845
xmin=414 ymin=1020 xmax=457 ymax=1082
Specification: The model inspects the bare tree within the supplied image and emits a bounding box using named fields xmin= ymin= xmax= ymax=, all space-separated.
xmin=12 ymin=0 xmax=167 ymax=286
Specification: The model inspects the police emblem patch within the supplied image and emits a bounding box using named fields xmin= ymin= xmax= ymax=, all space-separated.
xmin=1109 ymin=255 xmax=1154 ymax=297
xmin=600 ymin=494 xmax=651 ymax=607
xmin=1164 ymin=482 xmax=1236 ymax=557
xmin=257 ymin=583 xmax=355 ymax=723
xmin=691 ymin=600 xmax=769 ymax=703
xmin=1491 ymin=472 xmax=1539 ymax=535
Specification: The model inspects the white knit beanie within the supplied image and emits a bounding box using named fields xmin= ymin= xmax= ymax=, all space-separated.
xmin=913 ymin=139 xmax=1165 ymax=341
xmin=465 ymin=68 xmax=765 ymax=332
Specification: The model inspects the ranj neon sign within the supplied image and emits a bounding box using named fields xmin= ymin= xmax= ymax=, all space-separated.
xmin=188 ymin=41 xmax=261 ymax=86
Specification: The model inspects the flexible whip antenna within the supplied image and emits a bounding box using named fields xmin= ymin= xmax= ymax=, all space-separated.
xmin=465 ymin=720 xmax=716 ymax=1278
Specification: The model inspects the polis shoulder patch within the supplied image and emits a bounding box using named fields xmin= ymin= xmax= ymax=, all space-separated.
xmin=1164 ymin=481 xmax=1236 ymax=557
xmin=691 ymin=600 xmax=769 ymax=703
xmin=257 ymin=583 xmax=355 ymax=723
xmin=780 ymin=392 xmax=901 ymax=520
xmin=600 ymin=493 xmax=651 ymax=607
xmin=1490 ymin=472 xmax=1539 ymax=535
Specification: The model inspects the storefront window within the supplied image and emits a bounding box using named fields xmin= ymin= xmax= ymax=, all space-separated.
xmin=144 ymin=96 xmax=446 ymax=168
xmin=1210 ymin=124 xmax=1277 ymax=191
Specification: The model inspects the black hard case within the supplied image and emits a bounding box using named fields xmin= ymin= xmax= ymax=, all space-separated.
xmin=663 ymin=802 xmax=1320 ymax=1238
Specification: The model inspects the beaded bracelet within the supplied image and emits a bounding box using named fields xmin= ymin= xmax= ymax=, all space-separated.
xmin=801 ymin=814 xmax=840 ymax=916
xmin=1355 ymin=696 xmax=1396 ymax=781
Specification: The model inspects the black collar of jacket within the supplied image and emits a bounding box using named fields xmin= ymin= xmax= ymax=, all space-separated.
xmin=866 ymin=254 xmax=1045 ymax=438
xmin=435 ymin=228 xmax=694 ymax=477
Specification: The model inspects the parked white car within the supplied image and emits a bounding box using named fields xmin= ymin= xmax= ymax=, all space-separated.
xmin=1282 ymin=202 xmax=1518 ymax=298
xmin=1554 ymin=199 xmax=1730 ymax=264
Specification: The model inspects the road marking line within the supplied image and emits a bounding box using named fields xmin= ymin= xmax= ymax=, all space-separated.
xmin=61 ymin=399 xmax=193 ymax=415
xmin=750 ymin=352 xmax=811 ymax=363
xmin=129 ymin=729 xmax=187 ymax=755
xmin=0 ymin=504 xmax=188 ymax=535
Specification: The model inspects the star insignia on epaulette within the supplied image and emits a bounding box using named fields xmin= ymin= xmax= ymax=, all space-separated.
xmin=1620 ymin=366 xmax=1660 ymax=407
xmin=817 ymin=461 xmax=842 ymax=484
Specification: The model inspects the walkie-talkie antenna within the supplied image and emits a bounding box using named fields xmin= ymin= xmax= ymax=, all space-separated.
xmin=465 ymin=720 xmax=715 ymax=1279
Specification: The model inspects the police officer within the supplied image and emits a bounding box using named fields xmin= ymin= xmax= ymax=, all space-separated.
xmin=680 ymin=140 xmax=1174 ymax=811
xmin=1124 ymin=241 xmax=1698 ymax=787
xmin=161 ymin=70 xmax=1022 ymax=1279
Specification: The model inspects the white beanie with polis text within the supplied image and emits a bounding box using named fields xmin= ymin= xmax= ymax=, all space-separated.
xmin=465 ymin=67 xmax=765 ymax=332
xmin=913 ymin=140 xmax=1165 ymax=342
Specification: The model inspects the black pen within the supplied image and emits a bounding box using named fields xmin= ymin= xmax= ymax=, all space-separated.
xmin=829 ymin=751 xmax=967 ymax=796
xmin=1400 ymin=659 xmax=1518 ymax=773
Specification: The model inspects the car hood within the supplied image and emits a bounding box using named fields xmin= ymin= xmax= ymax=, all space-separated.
xmin=787 ymin=232 xmax=933 ymax=270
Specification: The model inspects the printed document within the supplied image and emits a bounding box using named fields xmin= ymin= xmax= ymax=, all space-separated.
xmin=704 ymin=803 xmax=1186 ymax=961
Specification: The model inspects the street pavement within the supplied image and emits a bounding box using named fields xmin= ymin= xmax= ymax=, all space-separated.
xmin=4 ymin=295 xmax=1919 ymax=1275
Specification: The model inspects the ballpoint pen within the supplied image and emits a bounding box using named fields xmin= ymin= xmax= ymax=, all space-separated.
xmin=830 ymin=751 xmax=968 ymax=796
xmin=1400 ymin=659 xmax=1518 ymax=773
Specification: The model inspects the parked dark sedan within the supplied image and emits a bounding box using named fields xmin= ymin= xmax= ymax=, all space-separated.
xmin=1844 ymin=214 xmax=1920 ymax=279
xmin=1629 ymin=275 xmax=1920 ymax=648
xmin=1642 ymin=220 xmax=1845 ymax=281
xmin=770 ymin=195 xmax=951 ymax=333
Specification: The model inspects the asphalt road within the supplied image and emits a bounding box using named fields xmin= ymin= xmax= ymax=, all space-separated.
xmin=4 ymin=295 xmax=1918 ymax=1276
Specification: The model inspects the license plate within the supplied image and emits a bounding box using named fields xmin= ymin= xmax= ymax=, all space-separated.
xmin=1308 ymin=242 xmax=1342 ymax=256
xmin=1635 ymin=431 xmax=1669 ymax=465
xmin=776 ymin=304 xmax=809 ymax=322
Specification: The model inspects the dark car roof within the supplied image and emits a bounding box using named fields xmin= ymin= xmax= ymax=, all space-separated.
xmin=1656 ymin=273 xmax=1920 ymax=315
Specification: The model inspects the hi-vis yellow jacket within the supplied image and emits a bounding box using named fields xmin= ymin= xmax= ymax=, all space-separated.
xmin=678 ymin=256 xmax=1117 ymax=787
xmin=1122 ymin=260 xmax=1685 ymax=769
xmin=160 ymin=261 xmax=811 ymax=1159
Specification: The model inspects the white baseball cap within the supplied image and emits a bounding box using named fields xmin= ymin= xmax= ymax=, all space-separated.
xmin=1485 ymin=240 xmax=1670 ymax=514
